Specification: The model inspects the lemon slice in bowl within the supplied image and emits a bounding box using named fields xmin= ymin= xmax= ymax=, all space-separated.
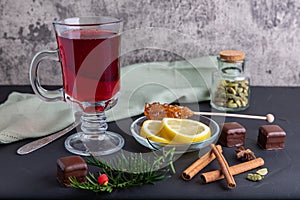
xmin=140 ymin=120 xmax=170 ymax=143
xmin=158 ymin=118 xmax=211 ymax=144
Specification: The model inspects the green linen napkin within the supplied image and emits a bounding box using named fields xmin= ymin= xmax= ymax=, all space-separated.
xmin=0 ymin=56 xmax=217 ymax=143
xmin=106 ymin=56 xmax=217 ymax=122
xmin=0 ymin=92 xmax=74 ymax=143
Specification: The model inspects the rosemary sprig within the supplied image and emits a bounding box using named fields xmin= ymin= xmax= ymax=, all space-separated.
xmin=68 ymin=148 xmax=176 ymax=193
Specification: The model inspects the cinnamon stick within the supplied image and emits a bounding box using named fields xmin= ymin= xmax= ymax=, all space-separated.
xmin=201 ymin=157 xmax=264 ymax=184
xmin=182 ymin=145 xmax=222 ymax=181
xmin=210 ymin=144 xmax=236 ymax=189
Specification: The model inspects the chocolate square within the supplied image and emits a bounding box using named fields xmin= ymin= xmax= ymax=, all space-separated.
xmin=57 ymin=156 xmax=88 ymax=186
xmin=257 ymin=125 xmax=286 ymax=150
xmin=218 ymin=122 xmax=246 ymax=147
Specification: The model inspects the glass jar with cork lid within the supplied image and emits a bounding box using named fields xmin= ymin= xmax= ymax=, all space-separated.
xmin=210 ymin=50 xmax=250 ymax=111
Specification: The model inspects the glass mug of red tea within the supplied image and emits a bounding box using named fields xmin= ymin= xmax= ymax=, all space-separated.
xmin=29 ymin=16 xmax=124 ymax=156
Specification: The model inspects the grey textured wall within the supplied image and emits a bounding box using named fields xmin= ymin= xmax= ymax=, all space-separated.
xmin=1 ymin=0 xmax=300 ymax=86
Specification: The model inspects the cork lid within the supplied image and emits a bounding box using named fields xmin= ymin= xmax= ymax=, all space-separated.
xmin=219 ymin=50 xmax=245 ymax=62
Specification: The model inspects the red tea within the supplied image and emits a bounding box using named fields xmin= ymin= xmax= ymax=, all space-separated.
xmin=57 ymin=29 xmax=120 ymax=102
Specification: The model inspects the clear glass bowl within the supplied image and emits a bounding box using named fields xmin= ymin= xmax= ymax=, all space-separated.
xmin=130 ymin=115 xmax=220 ymax=153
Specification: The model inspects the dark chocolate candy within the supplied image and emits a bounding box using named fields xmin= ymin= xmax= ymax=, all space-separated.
xmin=57 ymin=156 xmax=88 ymax=186
xmin=218 ymin=122 xmax=246 ymax=147
xmin=257 ymin=125 xmax=286 ymax=150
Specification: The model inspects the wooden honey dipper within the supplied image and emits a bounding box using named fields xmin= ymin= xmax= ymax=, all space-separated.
xmin=144 ymin=102 xmax=275 ymax=123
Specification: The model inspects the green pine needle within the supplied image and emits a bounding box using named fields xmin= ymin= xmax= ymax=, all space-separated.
xmin=68 ymin=148 xmax=176 ymax=193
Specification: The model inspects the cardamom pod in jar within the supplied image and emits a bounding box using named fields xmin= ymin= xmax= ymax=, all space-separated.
xmin=211 ymin=50 xmax=250 ymax=112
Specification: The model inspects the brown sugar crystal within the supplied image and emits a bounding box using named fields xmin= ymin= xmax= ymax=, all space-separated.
xmin=144 ymin=102 xmax=194 ymax=120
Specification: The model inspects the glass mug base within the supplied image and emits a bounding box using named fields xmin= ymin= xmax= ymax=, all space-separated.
xmin=64 ymin=131 xmax=124 ymax=156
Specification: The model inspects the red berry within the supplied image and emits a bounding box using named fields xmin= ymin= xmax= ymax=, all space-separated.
xmin=98 ymin=174 xmax=109 ymax=186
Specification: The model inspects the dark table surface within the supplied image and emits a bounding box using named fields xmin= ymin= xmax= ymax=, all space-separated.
xmin=0 ymin=85 xmax=300 ymax=199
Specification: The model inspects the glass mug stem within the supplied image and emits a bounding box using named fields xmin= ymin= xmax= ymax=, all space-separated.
xmin=81 ymin=112 xmax=108 ymax=135
xmin=29 ymin=50 xmax=64 ymax=102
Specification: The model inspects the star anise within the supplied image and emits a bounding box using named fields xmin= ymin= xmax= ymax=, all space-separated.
xmin=235 ymin=146 xmax=256 ymax=161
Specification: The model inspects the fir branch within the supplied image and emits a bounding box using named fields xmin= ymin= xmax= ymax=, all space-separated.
xmin=68 ymin=148 xmax=176 ymax=193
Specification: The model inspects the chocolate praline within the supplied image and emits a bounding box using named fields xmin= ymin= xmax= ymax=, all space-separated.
xmin=257 ymin=125 xmax=286 ymax=150
xmin=218 ymin=122 xmax=246 ymax=147
xmin=57 ymin=155 xmax=88 ymax=186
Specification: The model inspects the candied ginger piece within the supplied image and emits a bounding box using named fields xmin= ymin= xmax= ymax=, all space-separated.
xmin=144 ymin=102 xmax=194 ymax=120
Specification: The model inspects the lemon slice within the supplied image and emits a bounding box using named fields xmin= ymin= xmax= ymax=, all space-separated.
xmin=140 ymin=120 xmax=169 ymax=143
xmin=158 ymin=118 xmax=211 ymax=144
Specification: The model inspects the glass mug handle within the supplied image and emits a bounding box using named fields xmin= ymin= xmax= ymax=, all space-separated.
xmin=29 ymin=50 xmax=64 ymax=102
